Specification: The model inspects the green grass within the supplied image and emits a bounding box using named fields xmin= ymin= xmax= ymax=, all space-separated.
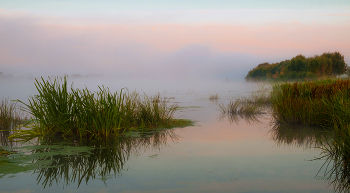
xmin=13 ymin=76 xmax=193 ymax=140
xmin=270 ymin=78 xmax=350 ymax=128
xmin=270 ymin=78 xmax=350 ymax=191
xmin=218 ymin=84 xmax=271 ymax=116
xmin=0 ymin=99 xmax=26 ymax=155
xmin=0 ymin=99 xmax=23 ymax=130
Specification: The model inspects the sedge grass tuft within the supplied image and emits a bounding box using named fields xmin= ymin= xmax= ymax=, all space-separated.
xmin=13 ymin=76 xmax=192 ymax=140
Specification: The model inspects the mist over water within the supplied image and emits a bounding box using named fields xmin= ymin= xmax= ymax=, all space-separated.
xmin=0 ymin=76 xmax=258 ymax=103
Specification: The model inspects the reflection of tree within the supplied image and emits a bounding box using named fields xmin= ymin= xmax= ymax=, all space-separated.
xmin=1 ymin=129 xmax=178 ymax=188
xmin=269 ymin=122 xmax=329 ymax=148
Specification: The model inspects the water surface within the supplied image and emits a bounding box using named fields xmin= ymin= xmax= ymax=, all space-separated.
xmin=0 ymin=79 xmax=333 ymax=193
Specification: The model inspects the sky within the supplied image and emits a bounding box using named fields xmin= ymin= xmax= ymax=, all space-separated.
xmin=0 ymin=0 xmax=350 ymax=80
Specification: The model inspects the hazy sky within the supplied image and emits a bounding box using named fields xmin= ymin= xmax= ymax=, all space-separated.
xmin=0 ymin=0 xmax=349 ymax=79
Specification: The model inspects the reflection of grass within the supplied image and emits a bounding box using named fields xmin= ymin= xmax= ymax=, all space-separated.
xmin=1 ymin=129 xmax=178 ymax=188
xmin=13 ymin=76 xmax=192 ymax=140
xmin=218 ymin=112 xmax=263 ymax=125
xmin=269 ymin=122 xmax=329 ymax=148
xmin=316 ymin=123 xmax=350 ymax=192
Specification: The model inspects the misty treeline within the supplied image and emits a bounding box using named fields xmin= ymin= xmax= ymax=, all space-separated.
xmin=245 ymin=52 xmax=348 ymax=81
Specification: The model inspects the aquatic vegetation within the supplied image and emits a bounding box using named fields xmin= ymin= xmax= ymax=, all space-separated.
xmin=272 ymin=79 xmax=350 ymax=191
xmin=0 ymin=99 xmax=22 ymax=131
xmin=270 ymin=79 xmax=350 ymax=128
xmin=209 ymin=94 xmax=219 ymax=101
xmin=0 ymin=99 xmax=27 ymax=154
xmin=0 ymin=147 xmax=12 ymax=157
xmin=14 ymin=76 xmax=192 ymax=140
xmin=218 ymin=84 xmax=271 ymax=116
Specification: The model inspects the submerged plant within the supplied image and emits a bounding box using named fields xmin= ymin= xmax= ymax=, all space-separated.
xmin=14 ymin=76 xmax=192 ymax=140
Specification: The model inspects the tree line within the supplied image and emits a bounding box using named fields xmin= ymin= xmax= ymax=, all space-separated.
xmin=245 ymin=52 xmax=348 ymax=81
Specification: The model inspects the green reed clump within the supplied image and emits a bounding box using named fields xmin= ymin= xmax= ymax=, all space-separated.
xmin=271 ymin=79 xmax=350 ymax=128
xmin=0 ymin=99 xmax=25 ymax=154
xmin=15 ymin=77 xmax=189 ymax=140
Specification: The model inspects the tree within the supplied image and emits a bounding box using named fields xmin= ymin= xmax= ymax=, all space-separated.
xmin=322 ymin=52 xmax=347 ymax=75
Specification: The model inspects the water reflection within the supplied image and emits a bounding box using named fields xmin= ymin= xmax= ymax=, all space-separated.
xmin=270 ymin=122 xmax=350 ymax=192
xmin=0 ymin=129 xmax=178 ymax=188
xmin=218 ymin=112 xmax=264 ymax=125
xmin=269 ymin=122 xmax=329 ymax=148
xmin=316 ymin=130 xmax=350 ymax=193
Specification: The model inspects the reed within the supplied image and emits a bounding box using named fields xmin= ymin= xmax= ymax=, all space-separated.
xmin=0 ymin=99 xmax=22 ymax=130
xmin=0 ymin=99 xmax=25 ymax=155
xmin=15 ymin=76 xmax=191 ymax=140
xmin=270 ymin=79 xmax=350 ymax=128
xmin=209 ymin=94 xmax=219 ymax=101
xmin=218 ymin=85 xmax=271 ymax=116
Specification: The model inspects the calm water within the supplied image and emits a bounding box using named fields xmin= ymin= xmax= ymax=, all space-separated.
xmin=0 ymin=78 xmax=334 ymax=193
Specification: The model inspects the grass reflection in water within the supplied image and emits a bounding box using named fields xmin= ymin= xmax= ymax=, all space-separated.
xmin=269 ymin=122 xmax=350 ymax=192
xmin=0 ymin=129 xmax=178 ymax=188
xmin=269 ymin=122 xmax=329 ymax=148
xmin=315 ymin=125 xmax=350 ymax=193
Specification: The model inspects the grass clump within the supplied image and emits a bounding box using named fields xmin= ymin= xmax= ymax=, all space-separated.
xmin=14 ymin=76 xmax=192 ymax=140
xmin=0 ymin=99 xmax=22 ymax=130
xmin=218 ymin=84 xmax=271 ymax=116
xmin=209 ymin=94 xmax=219 ymax=101
xmin=271 ymin=79 xmax=350 ymax=128
xmin=0 ymin=99 xmax=26 ymax=155
xmin=268 ymin=78 xmax=350 ymax=191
